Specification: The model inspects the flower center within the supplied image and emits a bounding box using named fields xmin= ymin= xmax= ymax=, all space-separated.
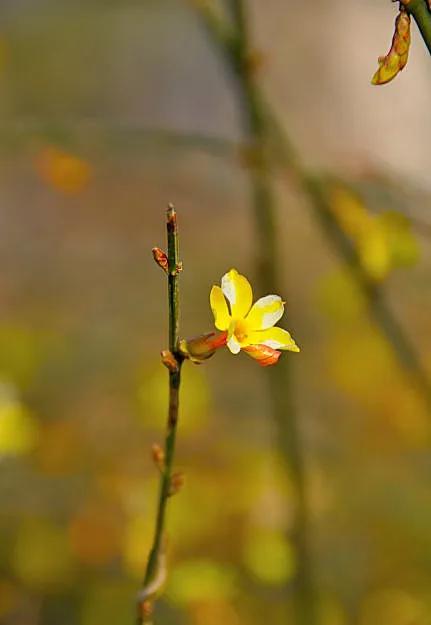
xmin=233 ymin=319 xmax=249 ymax=344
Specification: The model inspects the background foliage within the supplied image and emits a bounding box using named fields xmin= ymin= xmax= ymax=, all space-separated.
xmin=1 ymin=1 xmax=431 ymax=624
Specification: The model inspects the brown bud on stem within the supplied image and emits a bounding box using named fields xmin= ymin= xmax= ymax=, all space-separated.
xmin=169 ymin=471 xmax=185 ymax=496
xmin=152 ymin=247 xmax=169 ymax=273
xmin=179 ymin=331 xmax=227 ymax=364
xmin=151 ymin=443 xmax=165 ymax=469
xmin=161 ymin=350 xmax=179 ymax=372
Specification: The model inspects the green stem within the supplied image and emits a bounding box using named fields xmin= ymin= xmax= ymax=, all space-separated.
xmin=138 ymin=205 xmax=183 ymax=625
xmin=403 ymin=0 xmax=431 ymax=55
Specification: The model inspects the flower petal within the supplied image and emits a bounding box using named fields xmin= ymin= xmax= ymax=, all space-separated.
xmin=210 ymin=286 xmax=231 ymax=331
xmin=180 ymin=331 xmax=227 ymax=362
xmin=246 ymin=295 xmax=284 ymax=330
xmin=227 ymin=333 xmax=241 ymax=354
xmin=248 ymin=327 xmax=300 ymax=352
xmin=243 ymin=344 xmax=281 ymax=367
xmin=221 ymin=269 xmax=253 ymax=319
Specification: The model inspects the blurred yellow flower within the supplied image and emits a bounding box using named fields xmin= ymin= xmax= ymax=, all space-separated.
xmin=210 ymin=269 xmax=299 ymax=366
xmin=12 ymin=519 xmax=75 ymax=588
xmin=122 ymin=515 xmax=153 ymax=578
xmin=0 ymin=384 xmax=38 ymax=456
xmin=330 ymin=187 xmax=418 ymax=282
xmin=35 ymin=146 xmax=91 ymax=195
xmin=167 ymin=559 xmax=237 ymax=605
xmin=243 ymin=529 xmax=296 ymax=585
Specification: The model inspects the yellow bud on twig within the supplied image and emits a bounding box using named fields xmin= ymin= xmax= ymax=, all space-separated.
xmin=371 ymin=9 xmax=411 ymax=85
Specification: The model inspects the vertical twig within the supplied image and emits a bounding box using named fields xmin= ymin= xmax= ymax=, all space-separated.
xmin=137 ymin=204 xmax=183 ymax=625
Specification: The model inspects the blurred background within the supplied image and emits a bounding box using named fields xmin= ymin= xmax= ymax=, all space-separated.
xmin=1 ymin=1 xmax=431 ymax=624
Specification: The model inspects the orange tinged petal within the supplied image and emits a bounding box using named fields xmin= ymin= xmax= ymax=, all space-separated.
xmin=242 ymin=344 xmax=282 ymax=367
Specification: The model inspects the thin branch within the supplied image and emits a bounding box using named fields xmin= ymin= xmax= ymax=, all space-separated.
xmin=402 ymin=0 xmax=431 ymax=55
xmin=0 ymin=120 xmax=237 ymax=157
xmin=278 ymin=150 xmax=431 ymax=410
xmin=6 ymin=117 xmax=431 ymax=235
xmin=303 ymin=175 xmax=431 ymax=408
xmin=137 ymin=205 xmax=183 ymax=625
xmin=191 ymin=0 xmax=431 ymax=411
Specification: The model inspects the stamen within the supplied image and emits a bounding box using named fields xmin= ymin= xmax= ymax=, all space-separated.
xmin=234 ymin=319 xmax=249 ymax=343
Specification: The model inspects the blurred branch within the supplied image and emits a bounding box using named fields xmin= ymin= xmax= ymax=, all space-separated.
xmin=190 ymin=0 xmax=431 ymax=415
xmin=0 ymin=120 xmax=237 ymax=157
xmin=5 ymin=118 xmax=431 ymax=235
xmin=303 ymin=175 xmax=431 ymax=405
xmin=268 ymin=112 xmax=431 ymax=409
xmin=138 ymin=205 xmax=184 ymax=625
xmin=194 ymin=2 xmax=318 ymax=625
xmin=402 ymin=0 xmax=431 ymax=55
xmin=331 ymin=173 xmax=431 ymax=236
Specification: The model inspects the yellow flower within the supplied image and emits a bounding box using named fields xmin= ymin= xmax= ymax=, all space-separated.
xmin=210 ymin=269 xmax=299 ymax=366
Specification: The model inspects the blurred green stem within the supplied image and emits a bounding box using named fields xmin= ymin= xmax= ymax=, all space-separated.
xmin=192 ymin=0 xmax=431 ymax=411
xmin=195 ymin=2 xmax=318 ymax=624
xmin=138 ymin=205 xmax=183 ymax=625
xmin=402 ymin=0 xmax=431 ymax=55
xmin=289 ymin=171 xmax=431 ymax=413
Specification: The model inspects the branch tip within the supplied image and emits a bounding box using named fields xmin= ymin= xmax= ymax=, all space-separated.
xmin=167 ymin=203 xmax=176 ymax=221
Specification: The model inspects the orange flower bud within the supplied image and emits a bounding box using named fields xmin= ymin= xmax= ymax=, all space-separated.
xmin=160 ymin=350 xmax=179 ymax=372
xmin=169 ymin=471 xmax=185 ymax=496
xmin=242 ymin=344 xmax=282 ymax=367
xmin=152 ymin=247 xmax=169 ymax=273
xmin=35 ymin=146 xmax=91 ymax=194
xmin=179 ymin=331 xmax=227 ymax=363
xmin=151 ymin=443 xmax=165 ymax=468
